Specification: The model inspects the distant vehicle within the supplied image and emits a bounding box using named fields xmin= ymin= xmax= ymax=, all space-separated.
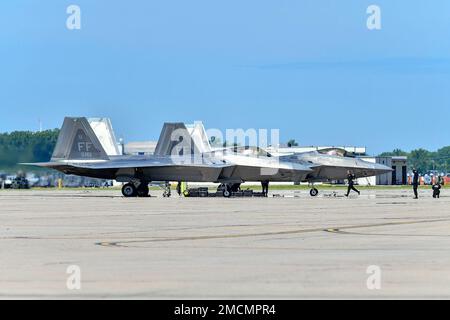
xmin=83 ymin=178 xmax=111 ymax=188
xmin=10 ymin=176 xmax=30 ymax=189
xmin=102 ymin=180 xmax=113 ymax=187
xmin=84 ymin=182 xmax=101 ymax=188
xmin=37 ymin=175 xmax=53 ymax=188
xmin=3 ymin=176 xmax=15 ymax=189
xmin=26 ymin=174 xmax=40 ymax=187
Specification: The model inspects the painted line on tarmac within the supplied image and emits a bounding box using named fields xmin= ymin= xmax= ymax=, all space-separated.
xmin=96 ymin=218 xmax=450 ymax=247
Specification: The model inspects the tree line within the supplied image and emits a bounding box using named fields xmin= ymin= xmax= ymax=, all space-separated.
xmin=379 ymin=147 xmax=449 ymax=173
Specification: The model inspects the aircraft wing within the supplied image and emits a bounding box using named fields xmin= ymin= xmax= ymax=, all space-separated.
xmin=71 ymin=160 xmax=232 ymax=170
xmin=22 ymin=159 xmax=233 ymax=170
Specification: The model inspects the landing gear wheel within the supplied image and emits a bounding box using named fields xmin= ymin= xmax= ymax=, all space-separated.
xmin=222 ymin=183 xmax=233 ymax=198
xmin=310 ymin=188 xmax=319 ymax=197
xmin=137 ymin=185 xmax=149 ymax=197
xmin=122 ymin=183 xmax=137 ymax=197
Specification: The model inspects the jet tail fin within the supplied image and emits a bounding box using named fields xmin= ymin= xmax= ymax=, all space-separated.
xmin=154 ymin=123 xmax=200 ymax=157
xmin=88 ymin=118 xmax=121 ymax=156
xmin=51 ymin=117 xmax=110 ymax=161
xmin=187 ymin=121 xmax=212 ymax=154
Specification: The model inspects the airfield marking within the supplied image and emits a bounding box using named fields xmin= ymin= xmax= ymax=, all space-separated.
xmin=95 ymin=218 xmax=450 ymax=248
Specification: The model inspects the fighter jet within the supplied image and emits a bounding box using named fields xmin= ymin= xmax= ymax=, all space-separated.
xmin=187 ymin=122 xmax=393 ymax=196
xmin=277 ymin=148 xmax=393 ymax=196
xmin=23 ymin=117 xmax=312 ymax=197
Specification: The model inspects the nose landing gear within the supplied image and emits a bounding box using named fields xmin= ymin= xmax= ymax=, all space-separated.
xmin=309 ymin=188 xmax=319 ymax=197
xmin=308 ymin=182 xmax=319 ymax=197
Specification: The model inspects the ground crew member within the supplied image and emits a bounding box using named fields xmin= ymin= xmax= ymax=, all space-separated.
xmin=176 ymin=181 xmax=182 ymax=196
xmin=433 ymin=175 xmax=443 ymax=199
xmin=412 ymin=169 xmax=419 ymax=199
xmin=261 ymin=181 xmax=269 ymax=197
xmin=345 ymin=170 xmax=360 ymax=197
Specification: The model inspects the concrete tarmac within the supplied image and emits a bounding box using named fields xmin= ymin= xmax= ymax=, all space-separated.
xmin=0 ymin=188 xmax=449 ymax=299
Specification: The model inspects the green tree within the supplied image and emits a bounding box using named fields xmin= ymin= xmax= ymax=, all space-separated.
xmin=435 ymin=146 xmax=450 ymax=172
xmin=378 ymin=147 xmax=449 ymax=173
xmin=409 ymin=148 xmax=432 ymax=173
xmin=0 ymin=129 xmax=59 ymax=170
xmin=378 ymin=148 xmax=408 ymax=157
xmin=287 ymin=139 xmax=299 ymax=147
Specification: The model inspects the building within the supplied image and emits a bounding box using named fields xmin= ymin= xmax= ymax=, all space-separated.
xmin=376 ymin=156 xmax=408 ymax=185
xmin=124 ymin=141 xmax=157 ymax=155
xmin=346 ymin=156 xmax=409 ymax=186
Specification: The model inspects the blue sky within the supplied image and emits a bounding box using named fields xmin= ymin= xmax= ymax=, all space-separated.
xmin=0 ymin=1 xmax=449 ymax=155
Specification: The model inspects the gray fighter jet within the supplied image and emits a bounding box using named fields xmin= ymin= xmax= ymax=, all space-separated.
xmin=23 ymin=117 xmax=312 ymax=197
xmin=278 ymin=149 xmax=393 ymax=196
xmin=187 ymin=122 xmax=393 ymax=196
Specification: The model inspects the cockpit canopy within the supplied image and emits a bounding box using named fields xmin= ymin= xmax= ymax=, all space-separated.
xmin=220 ymin=146 xmax=272 ymax=157
xmin=316 ymin=148 xmax=347 ymax=157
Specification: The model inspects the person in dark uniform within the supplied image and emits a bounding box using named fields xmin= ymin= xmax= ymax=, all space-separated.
xmin=412 ymin=169 xmax=419 ymax=199
xmin=176 ymin=181 xmax=182 ymax=196
xmin=345 ymin=170 xmax=360 ymax=197
xmin=261 ymin=181 xmax=269 ymax=197
xmin=432 ymin=174 xmax=443 ymax=199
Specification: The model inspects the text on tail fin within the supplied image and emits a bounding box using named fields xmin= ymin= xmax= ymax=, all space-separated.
xmin=52 ymin=117 xmax=109 ymax=161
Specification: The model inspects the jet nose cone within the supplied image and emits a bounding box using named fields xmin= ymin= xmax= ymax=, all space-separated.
xmin=374 ymin=163 xmax=393 ymax=173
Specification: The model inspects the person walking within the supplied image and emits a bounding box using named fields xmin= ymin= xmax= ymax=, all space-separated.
xmin=345 ymin=170 xmax=360 ymax=197
xmin=412 ymin=169 xmax=419 ymax=199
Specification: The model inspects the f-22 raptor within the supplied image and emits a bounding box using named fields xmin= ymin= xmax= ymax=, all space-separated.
xmin=188 ymin=122 xmax=393 ymax=196
xmin=24 ymin=117 xmax=312 ymax=197
xmin=24 ymin=117 xmax=392 ymax=197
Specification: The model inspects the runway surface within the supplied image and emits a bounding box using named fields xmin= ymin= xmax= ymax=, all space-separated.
xmin=0 ymin=188 xmax=449 ymax=299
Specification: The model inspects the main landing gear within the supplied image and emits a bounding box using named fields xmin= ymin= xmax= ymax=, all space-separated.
xmin=121 ymin=181 xmax=150 ymax=197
